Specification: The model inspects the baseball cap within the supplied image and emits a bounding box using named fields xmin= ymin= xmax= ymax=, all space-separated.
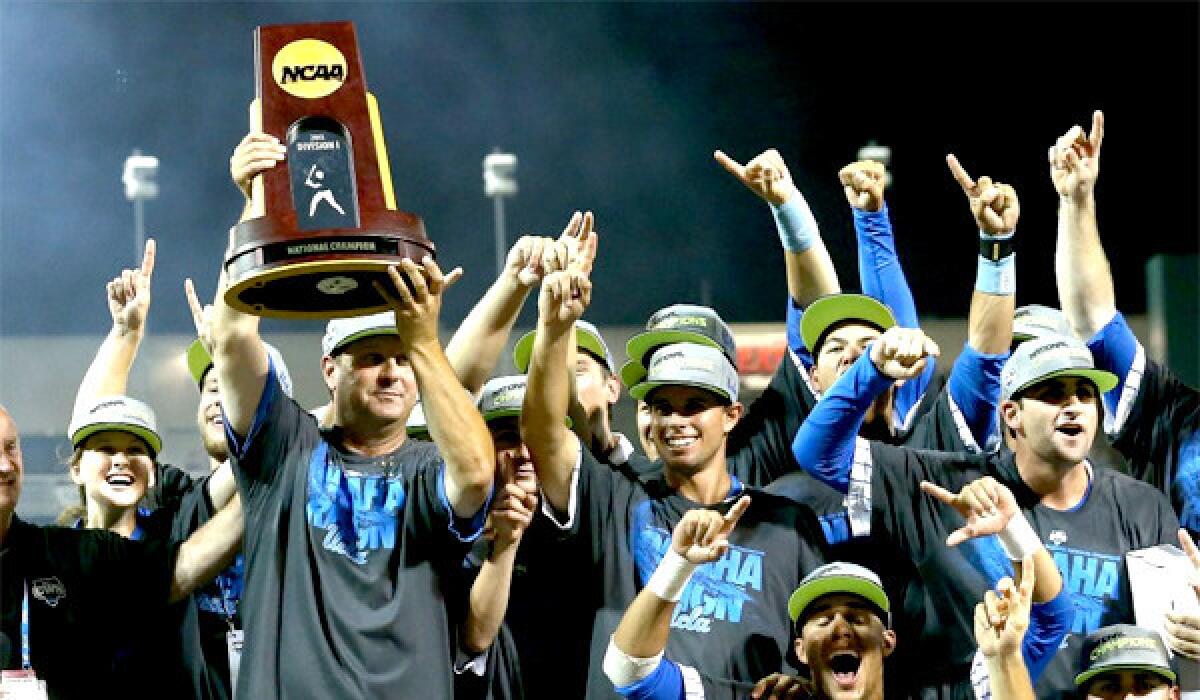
xmin=628 ymin=343 xmax=739 ymax=404
xmin=512 ymin=319 xmax=616 ymax=374
xmin=1012 ymin=304 xmax=1074 ymax=343
xmin=1000 ymin=334 xmax=1117 ymax=401
xmin=1074 ymin=624 xmax=1176 ymax=688
xmin=186 ymin=339 xmax=295 ymax=398
xmin=800 ymin=294 xmax=897 ymax=354
xmin=68 ymin=395 xmax=162 ymax=457
xmin=478 ymin=375 xmax=528 ymax=423
xmin=787 ymin=562 xmax=890 ymax=626
xmin=321 ymin=311 xmax=397 ymax=357
xmin=626 ymin=304 xmax=736 ymax=369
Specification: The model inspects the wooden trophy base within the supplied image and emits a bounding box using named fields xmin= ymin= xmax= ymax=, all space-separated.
xmin=224 ymin=211 xmax=435 ymax=319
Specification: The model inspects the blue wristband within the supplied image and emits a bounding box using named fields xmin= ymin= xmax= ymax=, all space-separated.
xmin=770 ymin=195 xmax=818 ymax=254
xmin=976 ymin=254 xmax=1016 ymax=295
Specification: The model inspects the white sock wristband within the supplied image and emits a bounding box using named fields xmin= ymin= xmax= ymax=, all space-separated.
xmin=646 ymin=548 xmax=697 ymax=602
xmin=998 ymin=510 xmax=1042 ymax=560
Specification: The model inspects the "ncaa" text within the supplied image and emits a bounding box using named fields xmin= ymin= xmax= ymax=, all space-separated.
xmin=281 ymin=64 xmax=345 ymax=83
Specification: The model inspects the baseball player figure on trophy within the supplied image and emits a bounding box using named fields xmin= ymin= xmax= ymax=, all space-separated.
xmin=224 ymin=21 xmax=435 ymax=318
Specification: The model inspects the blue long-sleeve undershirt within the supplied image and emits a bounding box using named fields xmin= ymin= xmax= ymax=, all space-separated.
xmin=946 ymin=343 xmax=1007 ymax=450
xmin=792 ymin=351 xmax=894 ymax=493
xmin=614 ymin=658 xmax=685 ymax=700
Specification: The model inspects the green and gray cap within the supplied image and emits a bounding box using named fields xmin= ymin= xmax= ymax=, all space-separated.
xmin=628 ymin=343 xmax=739 ymax=403
xmin=622 ymin=305 xmax=736 ymax=388
xmin=1074 ymin=624 xmax=1176 ymax=688
xmin=787 ymin=562 xmax=890 ymax=626
xmin=1000 ymin=334 xmax=1117 ymax=401
xmin=512 ymin=319 xmax=616 ymax=374
xmin=68 ymin=395 xmax=162 ymax=457
xmin=800 ymin=293 xmax=897 ymax=354
xmin=478 ymin=375 xmax=529 ymax=423
xmin=322 ymin=311 xmax=398 ymax=357
xmin=186 ymin=339 xmax=294 ymax=398
xmin=1012 ymin=304 xmax=1074 ymax=343
xmin=406 ymin=401 xmax=429 ymax=439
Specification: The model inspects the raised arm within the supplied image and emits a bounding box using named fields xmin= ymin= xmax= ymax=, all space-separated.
xmin=793 ymin=327 xmax=939 ymax=492
xmin=74 ymin=240 xmax=155 ymax=412
xmin=379 ymin=258 xmax=493 ymax=517
xmin=605 ymin=497 xmax=750 ymax=699
xmin=521 ymin=218 xmax=597 ymax=512
xmin=944 ymin=155 xmax=1020 ymax=446
xmin=446 ymin=214 xmax=585 ymax=394
xmin=972 ymin=556 xmax=1038 ymax=700
xmin=1052 ymin=111 xmax=1115 ymax=339
xmin=715 ymin=148 xmax=839 ymax=308
xmin=1165 ymin=528 xmax=1200 ymax=661
xmin=462 ymin=456 xmax=538 ymax=654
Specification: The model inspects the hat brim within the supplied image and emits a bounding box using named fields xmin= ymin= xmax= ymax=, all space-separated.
xmin=620 ymin=359 xmax=648 ymax=390
xmin=626 ymin=329 xmax=726 ymax=371
xmin=629 ymin=379 xmax=733 ymax=404
xmin=72 ymin=423 xmax=162 ymax=458
xmin=800 ymin=295 xmax=897 ymax=354
xmin=787 ymin=575 xmax=890 ymax=624
xmin=482 ymin=407 xmax=572 ymax=429
xmin=1074 ymin=663 xmax=1175 ymax=689
xmin=328 ymin=327 xmax=399 ymax=356
xmin=513 ymin=328 xmax=612 ymax=374
xmin=1008 ymin=367 xmax=1119 ymax=400
xmin=186 ymin=339 xmax=213 ymax=387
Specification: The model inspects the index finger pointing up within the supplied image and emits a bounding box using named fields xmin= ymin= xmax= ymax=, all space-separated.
xmin=946 ymin=154 xmax=975 ymax=193
xmin=714 ymin=150 xmax=746 ymax=180
xmin=141 ymin=238 xmax=157 ymax=277
xmin=722 ymin=495 xmax=752 ymax=532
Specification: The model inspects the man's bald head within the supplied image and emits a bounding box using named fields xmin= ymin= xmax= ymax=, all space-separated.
xmin=0 ymin=404 xmax=23 ymax=519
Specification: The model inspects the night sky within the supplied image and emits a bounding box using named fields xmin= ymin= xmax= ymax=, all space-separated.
xmin=1 ymin=2 xmax=1195 ymax=339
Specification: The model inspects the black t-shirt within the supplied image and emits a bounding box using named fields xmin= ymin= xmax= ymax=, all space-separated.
xmin=550 ymin=445 xmax=828 ymax=699
xmin=228 ymin=370 xmax=480 ymax=700
xmin=1109 ymin=356 xmax=1200 ymax=536
xmin=0 ymin=517 xmax=177 ymax=700
xmin=861 ymin=443 xmax=1178 ymax=699
xmin=156 ymin=464 xmax=243 ymax=700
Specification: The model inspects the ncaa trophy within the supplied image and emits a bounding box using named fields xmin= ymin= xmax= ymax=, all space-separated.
xmin=224 ymin=21 xmax=434 ymax=318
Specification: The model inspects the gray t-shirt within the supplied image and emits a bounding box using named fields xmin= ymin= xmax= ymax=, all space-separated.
xmin=227 ymin=366 xmax=484 ymax=699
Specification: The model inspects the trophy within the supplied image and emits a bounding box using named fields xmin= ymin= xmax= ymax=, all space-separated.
xmin=224 ymin=21 xmax=434 ymax=318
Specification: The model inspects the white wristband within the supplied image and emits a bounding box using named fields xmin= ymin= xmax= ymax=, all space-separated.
xmin=646 ymin=548 xmax=697 ymax=602
xmin=997 ymin=510 xmax=1042 ymax=560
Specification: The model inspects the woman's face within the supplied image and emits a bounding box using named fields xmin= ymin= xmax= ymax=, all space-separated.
xmin=72 ymin=430 xmax=155 ymax=513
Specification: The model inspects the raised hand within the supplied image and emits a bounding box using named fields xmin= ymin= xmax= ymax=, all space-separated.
xmin=375 ymin=256 xmax=464 ymax=349
xmin=838 ymin=160 xmax=887 ymax=212
xmin=671 ymin=496 xmax=751 ymax=565
xmin=538 ymin=269 xmax=592 ymax=327
xmin=563 ymin=210 xmax=598 ymax=277
xmin=184 ymin=277 xmax=214 ymax=354
xmin=750 ymin=672 xmax=816 ymax=699
xmin=1049 ymin=110 xmax=1103 ymax=201
xmin=946 ymin=155 xmax=1020 ymax=235
xmin=486 ymin=452 xmax=539 ymax=551
xmin=869 ymin=326 xmax=940 ymax=380
xmin=1165 ymin=528 xmax=1200 ymax=660
xmin=230 ymin=131 xmax=287 ymax=199
xmin=920 ymin=476 xmax=1019 ymax=546
xmin=108 ymin=239 xmax=156 ymax=335
xmin=714 ymin=149 xmax=798 ymax=207
xmin=974 ymin=555 xmax=1035 ymax=658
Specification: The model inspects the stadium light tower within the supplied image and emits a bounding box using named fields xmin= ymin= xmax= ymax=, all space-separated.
xmin=484 ymin=151 xmax=518 ymax=277
xmin=122 ymin=150 xmax=159 ymax=262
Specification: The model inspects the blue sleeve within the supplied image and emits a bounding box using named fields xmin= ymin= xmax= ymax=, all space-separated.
xmin=786 ymin=297 xmax=813 ymax=370
xmin=1086 ymin=312 xmax=1139 ymax=416
xmin=223 ymin=354 xmax=281 ymax=460
xmin=792 ymin=351 xmax=894 ymax=492
xmin=436 ymin=467 xmax=493 ymax=543
xmin=853 ymin=205 xmax=935 ymax=423
xmin=614 ymin=658 xmax=685 ymax=700
xmin=946 ymin=343 xmax=1007 ymax=449
xmin=1023 ymin=589 xmax=1073 ymax=683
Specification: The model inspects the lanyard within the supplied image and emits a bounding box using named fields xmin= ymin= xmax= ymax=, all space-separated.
xmin=213 ymin=557 xmax=243 ymax=631
xmin=20 ymin=582 xmax=30 ymax=669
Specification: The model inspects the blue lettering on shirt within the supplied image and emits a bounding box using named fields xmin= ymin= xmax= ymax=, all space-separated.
xmin=1047 ymin=545 xmax=1122 ymax=634
xmin=631 ymin=505 xmax=766 ymax=634
xmin=1176 ymin=430 xmax=1200 ymax=533
xmin=306 ymin=443 xmax=406 ymax=564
